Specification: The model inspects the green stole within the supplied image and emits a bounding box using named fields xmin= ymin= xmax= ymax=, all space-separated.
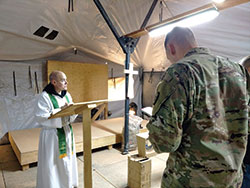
xmin=48 ymin=93 xmax=74 ymax=159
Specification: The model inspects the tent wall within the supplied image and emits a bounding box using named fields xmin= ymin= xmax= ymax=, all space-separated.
xmin=109 ymin=74 xmax=142 ymax=118
xmin=1 ymin=1 xmax=249 ymax=71
xmin=142 ymin=72 xmax=164 ymax=107
xmin=0 ymin=51 xmax=142 ymax=143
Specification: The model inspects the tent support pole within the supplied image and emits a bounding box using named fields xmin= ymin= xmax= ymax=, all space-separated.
xmin=124 ymin=50 xmax=130 ymax=154
xmin=93 ymin=0 xmax=158 ymax=154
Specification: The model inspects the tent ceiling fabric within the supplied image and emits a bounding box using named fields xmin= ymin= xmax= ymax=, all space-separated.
xmin=0 ymin=0 xmax=249 ymax=71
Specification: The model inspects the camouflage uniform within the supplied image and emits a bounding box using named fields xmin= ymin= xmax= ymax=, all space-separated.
xmin=147 ymin=48 xmax=250 ymax=188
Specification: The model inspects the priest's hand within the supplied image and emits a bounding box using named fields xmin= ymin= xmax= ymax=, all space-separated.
xmin=61 ymin=103 xmax=69 ymax=110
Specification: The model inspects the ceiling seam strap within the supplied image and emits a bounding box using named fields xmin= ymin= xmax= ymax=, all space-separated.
xmin=68 ymin=0 xmax=74 ymax=12
xmin=162 ymin=0 xmax=174 ymax=17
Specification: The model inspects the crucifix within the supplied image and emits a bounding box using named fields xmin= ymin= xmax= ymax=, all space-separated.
xmin=124 ymin=63 xmax=138 ymax=99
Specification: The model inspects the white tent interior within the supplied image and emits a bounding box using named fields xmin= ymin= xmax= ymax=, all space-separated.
xmin=0 ymin=0 xmax=250 ymax=140
xmin=1 ymin=0 xmax=250 ymax=69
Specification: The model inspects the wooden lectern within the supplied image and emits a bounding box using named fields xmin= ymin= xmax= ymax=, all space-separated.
xmin=49 ymin=99 xmax=108 ymax=188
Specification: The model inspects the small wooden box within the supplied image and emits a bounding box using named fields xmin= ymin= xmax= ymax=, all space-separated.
xmin=128 ymin=154 xmax=151 ymax=188
xmin=136 ymin=132 xmax=156 ymax=158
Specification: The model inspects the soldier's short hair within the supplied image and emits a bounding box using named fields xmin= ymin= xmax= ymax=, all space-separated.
xmin=49 ymin=70 xmax=63 ymax=82
xmin=164 ymin=27 xmax=196 ymax=48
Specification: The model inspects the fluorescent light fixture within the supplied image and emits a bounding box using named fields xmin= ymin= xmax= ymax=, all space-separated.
xmin=149 ymin=6 xmax=219 ymax=37
xmin=212 ymin=0 xmax=225 ymax=3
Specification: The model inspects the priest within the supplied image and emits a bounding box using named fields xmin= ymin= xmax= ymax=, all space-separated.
xmin=35 ymin=70 xmax=78 ymax=188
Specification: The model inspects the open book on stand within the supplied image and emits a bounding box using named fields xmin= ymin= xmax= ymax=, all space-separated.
xmin=49 ymin=99 xmax=108 ymax=119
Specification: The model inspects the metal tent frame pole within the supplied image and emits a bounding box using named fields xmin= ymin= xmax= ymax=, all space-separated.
xmin=93 ymin=0 xmax=158 ymax=154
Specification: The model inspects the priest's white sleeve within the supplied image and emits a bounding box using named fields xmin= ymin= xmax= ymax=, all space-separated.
xmin=35 ymin=92 xmax=62 ymax=128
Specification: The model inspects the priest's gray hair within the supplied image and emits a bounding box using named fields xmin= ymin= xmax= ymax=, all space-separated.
xmin=49 ymin=70 xmax=64 ymax=82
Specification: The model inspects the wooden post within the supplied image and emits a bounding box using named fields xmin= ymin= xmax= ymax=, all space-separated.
xmin=136 ymin=132 xmax=156 ymax=158
xmin=83 ymin=108 xmax=92 ymax=188
xmin=48 ymin=100 xmax=108 ymax=187
xmin=104 ymin=102 xmax=108 ymax=119
xmin=128 ymin=155 xmax=152 ymax=188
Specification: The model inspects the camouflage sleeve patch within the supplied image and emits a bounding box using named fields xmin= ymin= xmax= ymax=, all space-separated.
xmin=151 ymin=79 xmax=177 ymax=116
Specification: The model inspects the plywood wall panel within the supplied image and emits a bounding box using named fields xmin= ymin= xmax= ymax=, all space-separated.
xmin=47 ymin=61 xmax=108 ymax=102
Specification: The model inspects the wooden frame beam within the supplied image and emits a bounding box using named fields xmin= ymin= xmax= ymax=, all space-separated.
xmin=91 ymin=103 xmax=107 ymax=121
xmin=126 ymin=0 xmax=250 ymax=38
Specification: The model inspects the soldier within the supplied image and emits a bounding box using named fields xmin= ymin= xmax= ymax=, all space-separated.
xmin=147 ymin=27 xmax=250 ymax=188
xmin=240 ymin=55 xmax=250 ymax=188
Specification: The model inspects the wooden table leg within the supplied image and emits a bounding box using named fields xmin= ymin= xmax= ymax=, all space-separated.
xmin=104 ymin=102 xmax=108 ymax=119
xmin=83 ymin=108 xmax=92 ymax=188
